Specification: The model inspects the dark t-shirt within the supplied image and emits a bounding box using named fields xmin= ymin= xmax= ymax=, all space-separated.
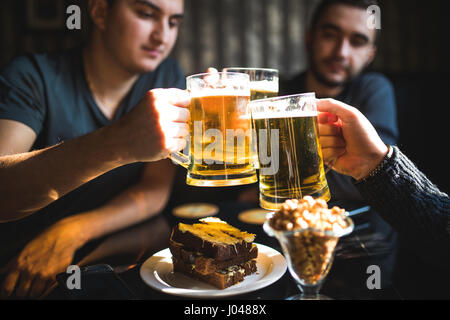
xmin=0 ymin=47 xmax=186 ymax=260
xmin=281 ymin=71 xmax=399 ymax=202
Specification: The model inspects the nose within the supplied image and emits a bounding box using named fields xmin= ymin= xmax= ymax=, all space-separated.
xmin=151 ymin=19 xmax=170 ymax=45
xmin=335 ymin=37 xmax=351 ymax=59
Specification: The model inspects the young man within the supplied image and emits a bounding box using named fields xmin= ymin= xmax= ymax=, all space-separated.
xmin=281 ymin=0 xmax=398 ymax=202
xmin=279 ymin=0 xmax=399 ymax=290
xmin=0 ymin=0 xmax=187 ymax=298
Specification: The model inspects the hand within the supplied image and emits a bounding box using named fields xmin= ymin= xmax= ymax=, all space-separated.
xmin=0 ymin=217 xmax=89 ymax=299
xmin=206 ymin=67 xmax=218 ymax=73
xmin=317 ymin=98 xmax=388 ymax=180
xmin=112 ymin=88 xmax=190 ymax=163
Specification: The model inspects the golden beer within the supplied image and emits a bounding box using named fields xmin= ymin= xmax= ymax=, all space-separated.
xmin=171 ymin=72 xmax=257 ymax=187
xmin=223 ymin=68 xmax=279 ymax=101
xmin=187 ymin=94 xmax=256 ymax=186
xmin=250 ymin=85 xmax=278 ymax=169
xmin=251 ymin=89 xmax=277 ymax=101
xmin=253 ymin=112 xmax=331 ymax=210
xmin=250 ymin=83 xmax=278 ymax=101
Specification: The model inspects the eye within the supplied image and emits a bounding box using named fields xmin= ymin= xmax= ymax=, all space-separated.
xmin=320 ymin=29 xmax=339 ymax=40
xmin=137 ymin=10 xmax=154 ymax=19
xmin=350 ymin=36 xmax=368 ymax=47
xmin=169 ymin=18 xmax=181 ymax=28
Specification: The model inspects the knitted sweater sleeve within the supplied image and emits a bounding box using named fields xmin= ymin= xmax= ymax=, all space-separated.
xmin=354 ymin=146 xmax=450 ymax=268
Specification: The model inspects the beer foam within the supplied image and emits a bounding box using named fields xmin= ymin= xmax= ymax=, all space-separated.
xmin=250 ymin=80 xmax=279 ymax=93
xmin=190 ymin=87 xmax=250 ymax=98
xmin=251 ymin=110 xmax=318 ymax=120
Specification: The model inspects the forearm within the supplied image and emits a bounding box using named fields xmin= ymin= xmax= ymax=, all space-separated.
xmin=0 ymin=125 xmax=129 ymax=222
xmin=63 ymin=178 xmax=172 ymax=243
xmin=354 ymin=147 xmax=450 ymax=264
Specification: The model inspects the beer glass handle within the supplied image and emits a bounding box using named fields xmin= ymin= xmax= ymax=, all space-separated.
xmin=168 ymin=152 xmax=190 ymax=169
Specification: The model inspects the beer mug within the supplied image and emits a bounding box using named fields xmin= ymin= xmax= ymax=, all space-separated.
xmin=170 ymin=72 xmax=257 ymax=187
xmin=223 ymin=68 xmax=279 ymax=168
xmin=222 ymin=68 xmax=279 ymax=100
xmin=249 ymin=93 xmax=331 ymax=210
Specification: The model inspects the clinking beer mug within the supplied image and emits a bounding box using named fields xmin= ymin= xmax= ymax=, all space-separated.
xmin=170 ymin=72 xmax=258 ymax=187
xmin=249 ymin=93 xmax=331 ymax=210
xmin=222 ymin=68 xmax=279 ymax=169
xmin=222 ymin=67 xmax=279 ymax=100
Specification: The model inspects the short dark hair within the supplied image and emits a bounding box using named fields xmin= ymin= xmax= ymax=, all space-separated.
xmin=310 ymin=0 xmax=379 ymax=31
xmin=82 ymin=0 xmax=116 ymax=41
xmin=308 ymin=0 xmax=380 ymax=45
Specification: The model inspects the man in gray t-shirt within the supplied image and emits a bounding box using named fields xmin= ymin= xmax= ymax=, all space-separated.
xmin=0 ymin=0 xmax=187 ymax=298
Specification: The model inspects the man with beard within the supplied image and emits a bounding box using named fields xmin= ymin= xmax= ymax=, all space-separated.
xmin=281 ymin=0 xmax=398 ymax=203
xmin=0 ymin=0 xmax=188 ymax=298
xmin=280 ymin=0 xmax=399 ymax=290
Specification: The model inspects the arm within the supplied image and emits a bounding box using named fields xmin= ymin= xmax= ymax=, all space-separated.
xmin=0 ymin=89 xmax=189 ymax=222
xmin=63 ymin=159 xmax=176 ymax=242
xmin=354 ymin=146 xmax=450 ymax=260
xmin=0 ymin=120 xmax=126 ymax=222
xmin=318 ymin=98 xmax=450 ymax=266
xmin=0 ymin=160 xmax=176 ymax=298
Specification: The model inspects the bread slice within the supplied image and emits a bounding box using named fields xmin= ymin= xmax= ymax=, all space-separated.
xmin=172 ymin=257 xmax=257 ymax=289
xmin=169 ymin=238 xmax=258 ymax=275
xmin=170 ymin=217 xmax=256 ymax=261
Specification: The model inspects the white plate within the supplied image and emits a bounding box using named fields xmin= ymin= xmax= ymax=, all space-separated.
xmin=139 ymin=243 xmax=287 ymax=298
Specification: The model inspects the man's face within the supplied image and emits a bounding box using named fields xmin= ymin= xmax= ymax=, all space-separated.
xmin=102 ymin=0 xmax=184 ymax=73
xmin=308 ymin=4 xmax=377 ymax=87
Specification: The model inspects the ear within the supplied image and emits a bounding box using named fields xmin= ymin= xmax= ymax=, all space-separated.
xmin=88 ymin=0 xmax=109 ymax=31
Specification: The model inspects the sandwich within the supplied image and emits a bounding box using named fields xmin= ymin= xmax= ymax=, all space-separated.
xmin=169 ymin=217 xmax=258 ymax=289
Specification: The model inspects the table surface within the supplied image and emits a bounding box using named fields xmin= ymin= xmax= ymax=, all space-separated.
xmin=49 ymin=199 xmax=420 ymax=300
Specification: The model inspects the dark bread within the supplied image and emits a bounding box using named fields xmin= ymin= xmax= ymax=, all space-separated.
xmin=170 ymin=218 xmax=256 ymax=261
xmin=172 ymin=257 xmax=257 ymax=289
xmin=170 ymin=217 xmax=258 ymax=289
xmin=169 ymin=238 xmax=258 ymax=275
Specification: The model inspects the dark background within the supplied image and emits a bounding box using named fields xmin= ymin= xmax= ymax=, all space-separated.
xmin=0 ymin=0 xmax=449 ymax=193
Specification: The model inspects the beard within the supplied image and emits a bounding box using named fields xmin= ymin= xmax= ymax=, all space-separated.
xmin=308 ymin=51 xmax=354 ymax=88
